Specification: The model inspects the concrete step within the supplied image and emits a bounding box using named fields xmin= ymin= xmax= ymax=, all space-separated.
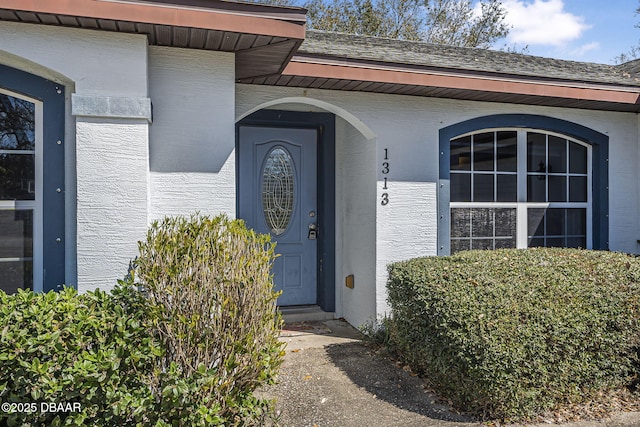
xmin=279 ymin=305 xmax=335 ymax=324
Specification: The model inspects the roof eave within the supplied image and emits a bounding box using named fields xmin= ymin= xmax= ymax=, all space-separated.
xmin=238 ymin=55 xmax=640 ymax=113
xmin=0 ymin=0 xmax=306 ymax=79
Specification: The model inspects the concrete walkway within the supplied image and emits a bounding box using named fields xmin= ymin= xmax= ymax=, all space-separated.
xmin=257 ymin=319 xmax=640 ymax=427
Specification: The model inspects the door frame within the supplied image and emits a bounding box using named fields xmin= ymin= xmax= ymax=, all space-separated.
xmin=236 ymin=110 xmax=335 ymax=312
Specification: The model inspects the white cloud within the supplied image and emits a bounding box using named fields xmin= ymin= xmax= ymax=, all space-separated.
xmin=569 ymin=41 xmax=600 ymax=57
xmin=501 ymin=0 xmax=590 ymax=46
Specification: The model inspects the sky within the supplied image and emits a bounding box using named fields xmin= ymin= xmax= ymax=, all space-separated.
xmin=492 ymin=0 xmax=639 ymax=64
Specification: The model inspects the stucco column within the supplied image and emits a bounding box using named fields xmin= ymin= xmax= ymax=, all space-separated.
xmin=72 ymin=95 xmax=151 ymax=293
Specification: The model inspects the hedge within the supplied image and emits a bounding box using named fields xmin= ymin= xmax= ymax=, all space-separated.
xmin=0 ymin=214 xmax=284 ymax=426
xmin=386 ymin=248 xmax=640 ymax=421
xmin=0 ymin=286 xmax=159 ymax=426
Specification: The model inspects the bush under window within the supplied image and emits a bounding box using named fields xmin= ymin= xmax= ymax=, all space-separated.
xmin=386 ymin=248 xmax=640 ymax=421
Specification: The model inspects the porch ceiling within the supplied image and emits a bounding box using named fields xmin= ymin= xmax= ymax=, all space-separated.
xmin=0 ymin=0 xmax=306 ymax=79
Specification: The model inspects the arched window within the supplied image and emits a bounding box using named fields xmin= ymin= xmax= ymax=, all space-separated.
xmin=438 ymin=115 xmax=608 ymax=255
xmin=449 ymin=129 xmax=590 ymax=252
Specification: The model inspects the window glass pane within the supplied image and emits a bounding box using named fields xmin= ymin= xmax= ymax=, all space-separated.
xmin=527 ymin=175 xmax=546 ymax=202
xmin=473 ymin=132 xmax=494 ymax=171
xmin=471 ymin=209 xmax=493 ymax=237
xmin=569 ymin=142 xmax=587 ymax=174
xmin=569 ymin=176 xmax=587 ymax=202
xmin=566 ymin=237 xmax=586 ymax=248
xmin=548 ymin=176 xmax=566 ymax=202
xmin=472 ymin=208 xmax=518 ymax=239
xmin=527 ymin=208 xmax=546 ymax=238
xmin=0 ymin=260 xmax=32 ymax=294
xmin=496 ymin=174 xmax=517 ymax=202
xmin=495 ymin=208 xmax=516 ymax=237
xmin=473 ymin=174 xmax=494 ymax=202
xmin=496 ymin=131 xmax=517 ymax=172
xmin=451 ymin=208 xmax=516 ymax=253
xmin=451 ymin=136 xmax=471 ymax=171
xmin=472 ymin=239 xmax=493 ymax=250
xmin=0 ymin=210 xmax=32 ymax=258
xmin=451 ymin=208 xmax=471 ymax=237
xmin=528 ymin=237 xmax=544 ymax=247
xmin=0 ymin=94 xmax=35 ymax=151
xmin=548 ymin=136 xmax=567 ymax=173
xmin=451 ymin=239 xmax=471 ymax=253
xmin=262 ymin=147 xmax=295 ymax=236
xmin=0 ymin=153 xmax=35 ymax=200
xmin=527 ymin=133 xmax=546 ymax=172
xmin=546 ymin=238 xmax=565 ymax=247
xmin=527 ymin=208 xmax=585 ymax=249
xmin=450 ymin=173 xmax=471 ymax=202
xmin=471 ymin=208 xmax=493 ymax=237
xmin=566 ymin=208 xmax=586 ymax=235
xmin=495 ymin=238 xmax=516 ymax=249
xmin=546 ymin=208 xmax=566 ymax=236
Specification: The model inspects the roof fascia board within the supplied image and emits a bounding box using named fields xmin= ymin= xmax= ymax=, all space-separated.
xmin=292 ymin=54 xmax=640 ymax=93
xmin=0 ymin=0 xmax=305 ymax=39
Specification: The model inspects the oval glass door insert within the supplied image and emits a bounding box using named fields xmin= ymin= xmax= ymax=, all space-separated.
xmin=262 ymin=147 xmax=295 ymax=235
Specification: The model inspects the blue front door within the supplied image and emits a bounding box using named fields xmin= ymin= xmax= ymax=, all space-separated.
xmin=238 ymin=126 xmax=318 ymax=306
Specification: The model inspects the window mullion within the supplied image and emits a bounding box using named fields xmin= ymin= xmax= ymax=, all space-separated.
xmin=516 ymin=130 xmax=528 ymax=248
xmin=516 ymin=204 xmax=528 ymax=249
xmin=545 ymin=134 xmax=549 ymax=202
xmin=493 ymin=131 xmax=497 ymax=203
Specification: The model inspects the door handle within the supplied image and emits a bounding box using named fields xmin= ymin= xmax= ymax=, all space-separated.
xmin=308 ymin=223 xmax=318 ymax=240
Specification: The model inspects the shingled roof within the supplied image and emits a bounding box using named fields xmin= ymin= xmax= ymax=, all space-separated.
xmin=240 ymin=30 xmax=640 ymax=112
xmin=298 ymin=31 xmax=640 ymax=88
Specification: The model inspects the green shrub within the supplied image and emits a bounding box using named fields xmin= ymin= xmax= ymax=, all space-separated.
xmin=0 ymin=285 xmax=160 ymax=427
xmin=386 ymin=248 xmax=640 ymax=421
xmin=132 ymin=213 xmax=284 ymax=426
xmin=0 ymin=213 xmax=284 ymax=426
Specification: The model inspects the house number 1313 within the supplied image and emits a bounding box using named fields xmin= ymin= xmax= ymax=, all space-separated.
xmin=381 ymin=148 xmax=389 ymax=206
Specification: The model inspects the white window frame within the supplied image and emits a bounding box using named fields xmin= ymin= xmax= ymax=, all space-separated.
xmin=0 ymin=88 xmax=43 ymax=292
xmin=450 ymin=128 xmax=592 ymax=250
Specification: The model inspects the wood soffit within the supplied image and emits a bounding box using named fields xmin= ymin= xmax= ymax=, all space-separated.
xmin=0 ymin=0 xmax=306 ymax=79
xmin=260 ymin=56 xmax=640 ymax=112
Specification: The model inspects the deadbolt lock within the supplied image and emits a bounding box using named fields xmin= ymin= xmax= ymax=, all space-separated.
xmin=308 ymin=223 xmax=318 ymax=240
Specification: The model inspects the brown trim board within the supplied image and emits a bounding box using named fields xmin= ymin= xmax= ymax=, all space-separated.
xmin=283 ymin=59 xmax=640 ymax=106
xmin=0 ymin=0 xmax=306 ymax=39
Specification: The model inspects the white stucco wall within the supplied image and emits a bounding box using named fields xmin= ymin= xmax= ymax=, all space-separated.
xmin=237 ymin=84 xmax=640 ymax=324
xmin=335 ymin=117 xmax=377 ymax=327
xmin=0 ymin=21 xmax=148 ymax=97
xmin=75 ymin=118 xmax=149 ymax=291
xmin=148 ymin=46 xmax=236 ymax=220
xmin=0 ymin=21 xmax=151 ymax=292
